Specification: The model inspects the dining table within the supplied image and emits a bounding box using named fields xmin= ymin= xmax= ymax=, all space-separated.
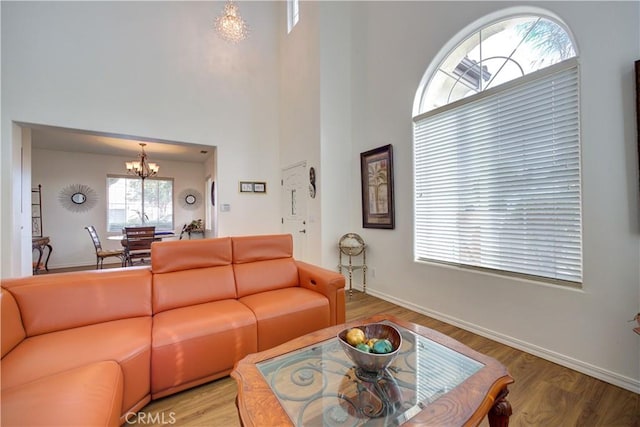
xmin=107 ymin=231 xmax=177 ymax=241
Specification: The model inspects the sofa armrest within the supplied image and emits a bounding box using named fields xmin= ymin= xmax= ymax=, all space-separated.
xmin=296 ymin=261 xmax=345 ymax=325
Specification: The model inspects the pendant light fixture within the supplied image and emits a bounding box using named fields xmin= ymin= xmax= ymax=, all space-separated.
xmin=214 ymin=0 xmax=249 ymax=43
xmin=125 ymin=143 xmax=159 ymax=180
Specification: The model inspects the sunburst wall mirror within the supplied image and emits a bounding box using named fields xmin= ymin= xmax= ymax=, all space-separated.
xmin=59 ymin=184 xmax=97 ymax=213
xmin=179 ymin=188 xmax=203 ymax=210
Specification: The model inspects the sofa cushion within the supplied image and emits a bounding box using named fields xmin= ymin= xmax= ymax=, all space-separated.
xmin=151 ymin=237 xmax=232 ymax=274
xmin=0 ymin=317 xmax=151 ymax=416
xmin=1 ymin=269 xmax=152 ymax=337
xmin=234 ymin=258 xmax=299 ymax=298
xmin=1 ymin=361 xmax=123 ymax=427
xmin=152 ymin=265 xmax=237 ymax=314
xmin=239 ymin=287 xmax=330 ymax=351
xmin=1 ymin=288 xmax=25 ymax=358
xmin=231 ymin=234 xmax=292 ymax=264
xmin=151 ymin=299 xmax=257 ymax=398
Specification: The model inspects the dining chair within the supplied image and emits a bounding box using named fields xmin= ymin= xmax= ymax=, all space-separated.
xmin=122 ymin=226 xmax=157 ymax=266
xmin=85 ymin=226 xmax=125 ymax=269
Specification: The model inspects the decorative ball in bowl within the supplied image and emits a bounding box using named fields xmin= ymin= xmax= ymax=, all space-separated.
xmin=337 ymin=323 xmax=402 ymax=374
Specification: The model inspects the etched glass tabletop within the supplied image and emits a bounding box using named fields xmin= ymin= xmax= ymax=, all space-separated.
xmin=256 ymin=321 xmax=484 ymax=426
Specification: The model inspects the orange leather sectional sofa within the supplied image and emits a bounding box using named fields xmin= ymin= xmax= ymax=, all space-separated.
xmin=1 ymin=234 xmax=346 ymax=426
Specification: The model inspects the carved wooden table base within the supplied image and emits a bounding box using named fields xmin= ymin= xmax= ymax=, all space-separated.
xmin=232 ymin=314 xmax=514 ymax=427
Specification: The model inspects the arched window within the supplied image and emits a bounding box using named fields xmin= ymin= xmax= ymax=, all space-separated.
xmin=417 ymin=15 xmax=576 ymax=113
xmin=413 ymin=12 xmax=582 ymax=285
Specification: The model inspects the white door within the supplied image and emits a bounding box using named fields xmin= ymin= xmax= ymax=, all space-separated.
xmin=282 ymin=162 xmax=307 ymax=260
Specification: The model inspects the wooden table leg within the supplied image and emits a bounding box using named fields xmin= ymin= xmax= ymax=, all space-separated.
xmin=32 ymin=237 xmax=52 ymax=274
xmin=43 ymin=244 xmax=53 ymax=271
xmin=33 ymin=246 xmax=44 ymax=274
xmin=488 ymin=387 xmax=512 ymax=427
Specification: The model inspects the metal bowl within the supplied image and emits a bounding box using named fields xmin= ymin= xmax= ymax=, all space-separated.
xmin=337 ymin=323 xmax=402 ymax=373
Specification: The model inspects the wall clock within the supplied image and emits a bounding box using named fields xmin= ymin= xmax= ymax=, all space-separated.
xmin=309 ymin=167 xmax=316 ymax=198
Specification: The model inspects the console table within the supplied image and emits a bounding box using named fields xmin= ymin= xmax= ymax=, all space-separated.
xmin=32 ymin=236 xmax=52 ymax=274
xmin=185 ymin=228 xmax=204 ymax=239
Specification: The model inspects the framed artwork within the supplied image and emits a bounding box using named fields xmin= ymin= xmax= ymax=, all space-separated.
xmin=253 ymin=182 xmax=266 ymax=193
xmin=240 ymin=181 xmax=267 ymax=193
xmin=360 ymin=144 xmax=395 ymax=229
xmin=240 ymin=182 xmax=254 ymax=193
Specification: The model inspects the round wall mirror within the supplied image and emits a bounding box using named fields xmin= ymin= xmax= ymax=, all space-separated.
xmin=178 ymin=188 xmax=203 ymax=210
xmin=59 ymin=184 xmax=97 ymax=213
xmin=71 ymin=192 xmax=87 ymax=204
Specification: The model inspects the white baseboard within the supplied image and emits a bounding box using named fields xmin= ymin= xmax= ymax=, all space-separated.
xmin=365 ymin=287 xmax=640 ymax=394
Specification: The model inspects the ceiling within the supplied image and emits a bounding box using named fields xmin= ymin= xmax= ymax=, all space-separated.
xmin=28 ymin=124 xmax=213 ymax=163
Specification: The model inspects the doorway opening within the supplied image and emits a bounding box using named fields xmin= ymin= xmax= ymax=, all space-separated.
xmin=17 ymin=122 xmax=217 ymax=274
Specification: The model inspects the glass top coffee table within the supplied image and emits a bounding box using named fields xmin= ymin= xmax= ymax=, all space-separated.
xmin=232 ymin=314 xmax=513 ymax=426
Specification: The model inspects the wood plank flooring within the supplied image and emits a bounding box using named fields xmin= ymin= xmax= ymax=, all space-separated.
xmin=125 ymin=290 xmax=639 ymax=426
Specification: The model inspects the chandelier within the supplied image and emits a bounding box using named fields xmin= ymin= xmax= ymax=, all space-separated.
xmin=125 ymin=143 xmax=159 ymax=180
xmin=214 ymin=0 xmax=249 ymax=43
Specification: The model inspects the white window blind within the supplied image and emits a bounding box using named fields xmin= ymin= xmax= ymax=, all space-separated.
xmin=413 ymin=61 xmax=581 ymax=284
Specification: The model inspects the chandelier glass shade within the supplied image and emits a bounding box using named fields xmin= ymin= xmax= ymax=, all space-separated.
xmin=215 ymin=0 xmax=249 ymax=43
xmin=126 ymin=143 xmax=159 ymax=180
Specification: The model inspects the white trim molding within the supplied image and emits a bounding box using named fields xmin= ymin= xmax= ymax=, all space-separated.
xmin=366 ymin=288 xmax=640 ymax=394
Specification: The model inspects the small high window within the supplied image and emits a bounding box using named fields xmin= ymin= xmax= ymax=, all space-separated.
xmin=287 ymin=0 xmax=299 ymax=34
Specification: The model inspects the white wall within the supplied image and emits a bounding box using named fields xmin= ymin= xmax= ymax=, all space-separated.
xmin=278 ymin=2 xmax=322 ymax=262
xmin=348 ymin=1 xmax=640 ymax=391
xmin=31 ymin=148 xmax=206 ymax=268
xmin=318 ymin=2 xmax=355 ymax=267
xmin=279 ymin=1 xmax=354 ymax=267
xmin=2 ymin=0 xmax=639 ymax=393
xmin=1 ymin=1 xmax=282 ymax=276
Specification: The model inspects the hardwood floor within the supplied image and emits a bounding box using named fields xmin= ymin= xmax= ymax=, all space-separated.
xmin=127 ymin=291 xmax=640 ymax=426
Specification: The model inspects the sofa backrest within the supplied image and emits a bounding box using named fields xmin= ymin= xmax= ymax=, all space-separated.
xmin=151 ymin=237 xmax=236 ymax=313
xmin=1 ymin=268 xmax=152 ymax=337
xmin=232 ymin=234 xmax=298 ymax=298
xmin=1 ymin=288 xmax=26 ymax=358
